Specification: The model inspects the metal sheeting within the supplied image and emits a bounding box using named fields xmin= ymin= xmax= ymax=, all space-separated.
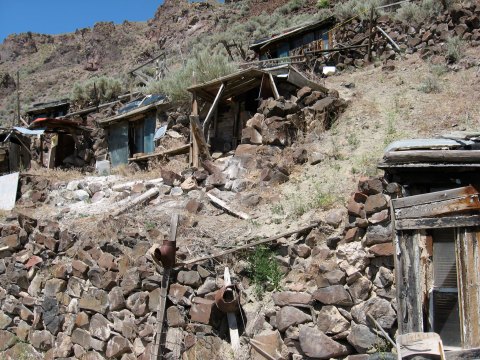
xmin=13 ymin=127 xmax=45 ymax=136
xmin=0 ymin=172 xmax=19 ymax=210
xmin=154 ymin=125 xmax=167 ymax=140
xmin=108 ymin=121 xmax=129 ymax=167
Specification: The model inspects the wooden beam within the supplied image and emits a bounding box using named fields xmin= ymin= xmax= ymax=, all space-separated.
xmin=112 ymin=188 xmax=159 ymax=217
xmin=177 ymin=222 xmax=321 ymax=267
xmin=394 ymin=194 xmax=480 ymax=220
xmin=190 ymin=115 xmax=211 ymax=161
xmin=203 ymin=82 xmax=226 ymax=137
xmin=367 ymin=7 xmax=375 ymax=62
xmin=396 ymin=215 xmax=480 ymax=230
xmin=206 ymin=192 xmax=250 ymax=220
xmin=384 ymin=150 xmax=480 ymax=163
xmin=268 ymin=73 xmax=280 ymax=100
xmin=393 ymin=186 xmax=478 ymax=209
xmin=129 ymin=144 xmax=190 ymax=162
xmin=445 ymin=348 xmax=480 ymax=360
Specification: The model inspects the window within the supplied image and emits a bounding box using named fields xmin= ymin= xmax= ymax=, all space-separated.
xmin=429 ymin=229 xmax=461 ymax=348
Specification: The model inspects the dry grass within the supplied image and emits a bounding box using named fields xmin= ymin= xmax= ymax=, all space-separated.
xmin=25 ymin=168 xmax=85 ymax=183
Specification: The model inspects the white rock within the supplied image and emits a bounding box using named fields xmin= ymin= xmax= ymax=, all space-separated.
xmin=74 ymin=190 xmax=90 ymax=201
xmin=66 ymin=180 xmax=81 ymax=191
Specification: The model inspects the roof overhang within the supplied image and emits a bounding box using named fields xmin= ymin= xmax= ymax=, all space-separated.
xmin=97 ymin=100 xmax=171 ymax=127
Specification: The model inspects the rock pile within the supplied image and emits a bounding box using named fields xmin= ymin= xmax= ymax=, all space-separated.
xmin=0 ymin=175 xmax=397 ymax=359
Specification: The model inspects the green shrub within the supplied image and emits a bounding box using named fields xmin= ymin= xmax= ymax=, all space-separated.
xmin=395 ymin=0 xmax=443 ymax=24
xmin=248 ymin=246 xmax=282 ymax=294
xmin=72 ymin=76 xmax=123 ymax=106
xmin=446 ymin=36 xmax=464 ymax=63
xmin=144 ymin=48 xmax=236 ymax=104
xmin=278 ymin=0 xmax=306 ymax=15
xmin=317 ymin=0 xmax=330 ymax=9
xmin=419 ymin=74 xmax=441 ymax=93
xmin=334 ymin=0 xmax=384 ymax=20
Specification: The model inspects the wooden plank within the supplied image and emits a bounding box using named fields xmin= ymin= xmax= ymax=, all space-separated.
xmin=456 ymin=229 xmax=480 ymax=348
xmin=129 ymin=144 xmax=190 ymax=161
xmin=47 ymin=134 xmax=58 ymax=169
xmin=395 ymin=231 xmax=424 ymax=334
xmin=190 ymin=115 xmax=211 ymax=161
xmin=178 ymin=222 xmax=321 ymax=267
xmin=112 ymin=188 xmax=159 ymax=217
xmin=384 ymin=150 xmax=480 ymax=163
xmin=223 ymin=267 xmax=240 ymax=355
xmin=367 ymin=7 xmax=375 ymax=62
xmin=268 ymin=73 xmax=280 ymax=100
xmin=393 ymin=186 xmax=478 ymax=209
xmin=445 ymin=348 xmax=480 ymax=360
xmin=206 ymin=192 xmax=250 ymax=220
xmin=396 ymin=215 xmax=480 ymax=230
xmin=203 ymin=82 xmax=226 ymax=137
xmin=395 ymin=194 xmax=480 ymax=220
xmin=287 ymin=66 xmax=328 ymax=94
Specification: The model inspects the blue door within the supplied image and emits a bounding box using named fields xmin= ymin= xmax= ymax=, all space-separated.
xmin=143 ymin=114 xmax=156 ymax=154
xmin=108 ymin=121 xmax=129 ymax=167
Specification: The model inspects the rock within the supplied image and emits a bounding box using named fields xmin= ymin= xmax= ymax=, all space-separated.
xmin=364 ymin=194 xmax=388 ymax=214
xmin=312 ymin=285 xmax=353 ymax=306
xmin=165 ymin=328 xmax=183 ymax=357
xmin=337 ymin=242 xmax=370 ymax=271
xmin=109 ymin=287 xmax=126 ymax=311
xmin=90 ymin=313 xmax=112 ymax=341
xmin=344 ymin=227 xmax=360 ymax=242
xmin=319 ymin=269 xmax=346 ymax=286
xmin=189 ymin=297 xmax=215 ymax=324
xmin=369 ymin=209 xmax=389 ymax=224
xmin=183 ymin=336 xmax=231 ymax=360
xmin=197 ymin=277 xmax=217 ymax=296
xmin=0 ymin=311 xmax=12 ymax=329
xmin=242 ymin=127 xmax=263 ymax=145
xmin=358 ymin=178 xmax=383 ymax=195
xmin=4 ymin=343 xmax=42 ymax=359
xmin=71 ymin=328 xmax=93 ymax=350
xmin=316 ymin=306 xmax=350 ymax=335
xmin=292 ymin=244 xmax=311 ymax=258
xmin=347 ymin=198 xmax=365 ymax=218
xmin=120 ymin=268 xmax=141 ymax=295
xmin=369 ymin=243 xmax=394 ymax=257
xmin=29 ymin=329 xmax=54 ymax=351
xmin=276 ymin=306 xmax=312 ymax=332
xmin=303 ymin=91 xmax=324 ymax=106
xmin=106 ymin=335 xmax=131 ymax=358
xmin=351 ymin=297 xmax=396 ymax=330
xmin=325 ymin=209 xmax=343 ymax=227
xmin=177 ymin=270 xmax=202 ymax=287
xmin=347 ymin=323 xmax=386 ymax=353
xmin=167 ymin=306 xmax=186 ymax=327
xmin=79 ymin=288 xmax=109 ymax=314
xmin=297 ymin=86 xmax=312 ymax=101
xmin=53 ymin=333 xmax=72 ymax=357
xmin=272 ymin=292 xmax=312 ymax=306
xmin=373 ymin=267 xmax=394 ymax=288
xmin=205 ymin=172 xmax=227 ymax=187
xmin=42 ymin=297 xmax=63 ymax=335
xmin=44 ymin=278 xmax=67 ymax=297
xmin=0 ymin=329 xmax=17 ymax=351
xmin=126 ymin=292 xmax=148 ymax=317
xmin=365 ymin=223 xmax=393 ymax=246
xmin=15 ymin=320 xmax=30 ymax=341
xmin=349 ymin=276 xmax=372 ymax=302
xmin=72 ymin=259 xmax=89 ymax=278
xmin=74 ymin=189 xmax=90 ymax=201
xmin=309 ymin=151 xmax=325 ymax=165
xmin=251 ymin=330 xmax=287 ymax=360
xmin=298 ymin=325 xmax=350 ymax=359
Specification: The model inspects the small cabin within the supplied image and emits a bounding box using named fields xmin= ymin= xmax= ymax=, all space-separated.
xmin=249 ymin=16 xmax=336 ymax=60
xmin=0 ymin=127 xmax=32 ymax=174
xmin=97 ymin=95 xmax=170 ymax=167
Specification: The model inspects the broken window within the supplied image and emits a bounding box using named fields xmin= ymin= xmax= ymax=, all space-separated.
xmin=429 ymin=229 xmax=461 ymax=348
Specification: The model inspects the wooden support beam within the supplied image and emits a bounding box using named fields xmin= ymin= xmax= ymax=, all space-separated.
xmin=202 ymin=83 xmax=226 ymax=137
xmin=268 ymin=73 xmax=280 ymax=100
xmin=392 ymin=186 xmax=478 ymax=209
xmin=396 ymin=215 xmax=480 ymax=230
xmin=190 ymin=115 xmax=211 ymax=161
xmin=112 ymin=188 xmax=159 ymax=217
xmin=178 ymin=222 xmax=321 ymax=267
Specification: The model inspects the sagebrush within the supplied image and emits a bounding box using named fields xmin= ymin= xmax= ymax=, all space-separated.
xmin=72 ymin=76 xmax=123 ymax=106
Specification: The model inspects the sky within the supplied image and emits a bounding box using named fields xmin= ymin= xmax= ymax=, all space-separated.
xmin=0 ymin=0 xmax=166 ymax=42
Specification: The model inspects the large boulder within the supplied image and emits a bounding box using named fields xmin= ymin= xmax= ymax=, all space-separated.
xmin=351 ymin=297 xmax=396 ymax=330
xmin=298 ymin=325 xmax=350 ymax=359
xmin=276 ymin=306 xmax=312 ymax=332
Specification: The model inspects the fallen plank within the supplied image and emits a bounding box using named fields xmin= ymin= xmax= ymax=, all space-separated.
xmin=376 ymin=25 xmax=401 ymax=53
xmin=112 ymin=188 xmax=159 ymax=217
xmin=190 ymin=115 xmax=211 ymax=161
xmin=178 ymin=222 xmax=321 ymax=267
xmin=206 ymin=192 xmax=250 ymax=220
xmin=367 ymin=313 xmax=396 ymax=348
xmin=129 ymin=144 xmax=190 ymax=161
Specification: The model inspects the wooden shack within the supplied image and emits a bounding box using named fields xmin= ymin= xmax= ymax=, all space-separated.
xmin=186 ymin=66 xmax=328 ymax=166
xmin=0 ymin=127 xmax=33 ymax=174
xmin=26 ymin=99 xmax=70 ymax=124
xmin=380 ymin=136 xmax=480 ymax=350
xmin=97 ymin=97 xmax=170 ymax=167
xmin=249 ymin=16 xmax=336 ymax=60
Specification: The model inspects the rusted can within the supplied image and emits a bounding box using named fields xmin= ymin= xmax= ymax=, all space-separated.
xmin=215 ymin=284 xmax=239 ymax=313
xmin=156 ymin=239 xmax=176 ymax=268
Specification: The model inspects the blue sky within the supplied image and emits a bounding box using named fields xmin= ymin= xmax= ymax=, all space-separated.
xmin=0 ymin=0 xmax=165 ymax=42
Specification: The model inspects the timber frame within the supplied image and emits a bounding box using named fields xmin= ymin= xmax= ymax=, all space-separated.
xmin=382 ymin=146 xmax=480 ymax=349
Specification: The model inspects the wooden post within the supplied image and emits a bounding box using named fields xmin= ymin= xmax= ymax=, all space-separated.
xmin=191 ymin=86 xmax=200 ymax=167
xmin=367 ymin=7 xmax=375 ymax=62
xmin=203 ymin=82 xmax=226 ymax=137
xmin=268 ymin=73 xmax=280 ymax=100
xmin=16 ymin=70 xmax=20 ymax=127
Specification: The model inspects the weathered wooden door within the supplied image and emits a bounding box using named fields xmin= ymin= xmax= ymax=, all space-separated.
xmin=108 ymin=121 xmax=128 ymax=167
